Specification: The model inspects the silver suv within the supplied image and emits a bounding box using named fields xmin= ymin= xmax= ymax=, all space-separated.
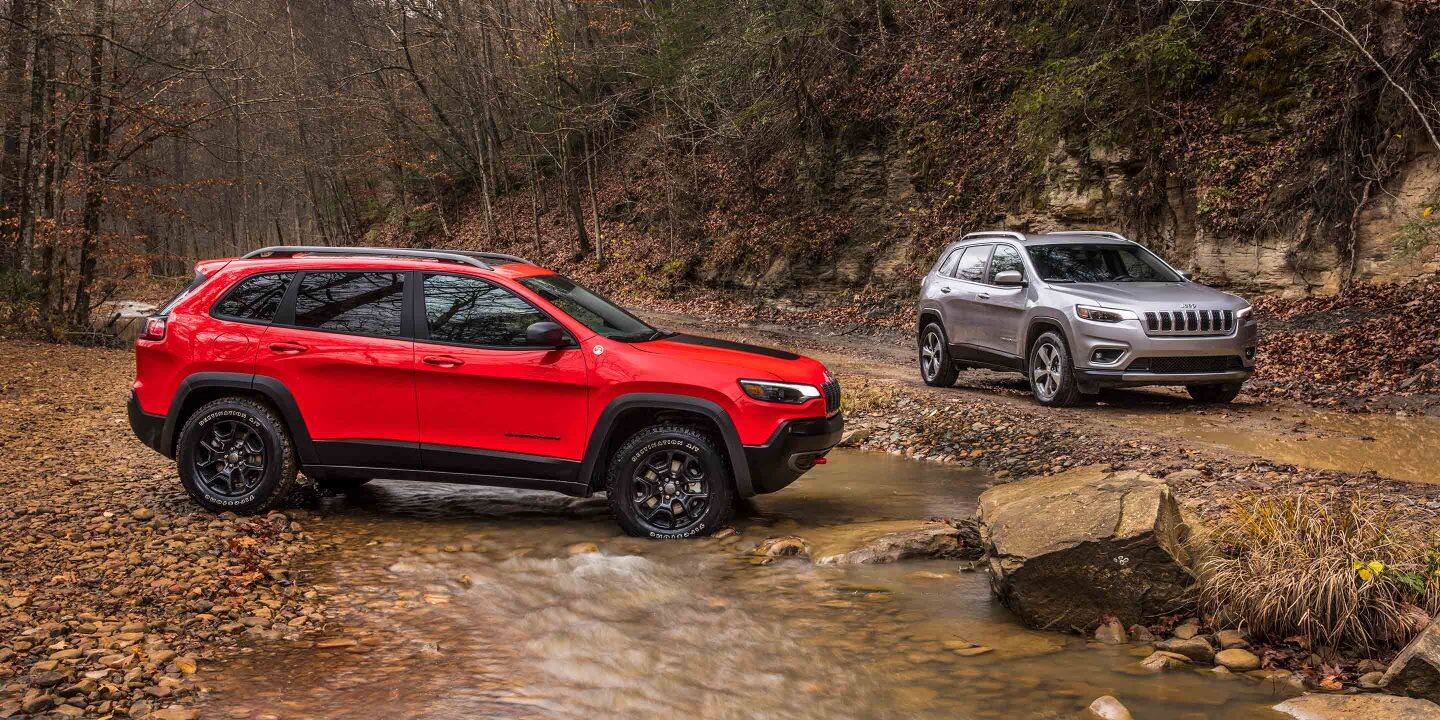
xmin=916 ymin=230 xmax=1257 ymax=406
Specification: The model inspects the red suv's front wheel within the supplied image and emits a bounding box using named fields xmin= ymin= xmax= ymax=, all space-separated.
xmin=605 ymin=425 xmax=733 ymax=538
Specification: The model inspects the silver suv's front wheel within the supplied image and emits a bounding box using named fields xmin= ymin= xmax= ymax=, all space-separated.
xmin=1028 ymin=331 xmax=1084 ymax=407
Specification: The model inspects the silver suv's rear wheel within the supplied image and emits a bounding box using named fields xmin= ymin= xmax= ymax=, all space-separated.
xmin=1028 ymin=331 xmax=1084 ymax=407
xmin=919 ymin=323 xmax=959 ymax=387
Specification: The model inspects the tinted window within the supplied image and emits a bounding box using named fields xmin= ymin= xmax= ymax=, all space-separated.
xmin=424 ymin=274 xmax=551 ymax=347
xmin=518 ymin=274 xmax=657 ymax=341
xmin=213 ymin=272 xmax=291 ymax=322
xmin=954 ymin=245 xmax=991 ymax=282
xmin=937 ymin=248 xmax=962 ymax=276
xmin=987 ymin=245 xmax=1024 ymax=283
xmin=1026 ymin=244 xmax=1181 ymax=283
xmin=291 ymin=272 xmax=405 ymax=337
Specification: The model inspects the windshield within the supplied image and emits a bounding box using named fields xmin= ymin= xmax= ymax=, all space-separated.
xmin=1026 ymin=243 xmax=1182 ymax=283
xmin=519 ymin=274 xmax=662 ymax=341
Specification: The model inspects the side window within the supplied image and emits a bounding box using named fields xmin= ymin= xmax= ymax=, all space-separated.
xmin=987 ymin=245 xmax=1023 ymax=283
xmin=212 ymin=272 xmax=292 ymax=323
xmin=937 ymin=248 xmax=962 ymax=277
xmin=954 ymin=245 xmax=992 ymax=282
xmin=291 ymin=272 xmax=405 ymax=337
xmin=423 ymin=274 xmax=552 ymax=347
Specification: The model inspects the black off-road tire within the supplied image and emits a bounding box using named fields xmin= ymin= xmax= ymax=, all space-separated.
xmin=918 ymin=322 xmax=961 ymax=387
xmin=1187 ymin=382 xmax=1244 ymax=404
xmin=1028 ymin=331 xmax=1086 ymax=407
xmin=176 ymin=397 xmax=298 ymax=515
xmin=606 ymin=425 xmax=734 ymax=539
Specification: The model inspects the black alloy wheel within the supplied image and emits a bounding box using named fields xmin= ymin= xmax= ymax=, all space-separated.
xmin=606 ymin=424 xmax=734 ymax=538
xmin=630 ymin=446 xmax=711 ymax=531
xmin=192 ymin=417 xmax=267 ymax=498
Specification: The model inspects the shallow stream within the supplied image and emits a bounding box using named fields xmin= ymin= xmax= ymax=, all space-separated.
xmin=205 ymin=451 xmax=1298 ymax=719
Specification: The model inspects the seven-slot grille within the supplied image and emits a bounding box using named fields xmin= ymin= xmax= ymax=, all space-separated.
xmin=821 ymin=376 xmax=841 ymax=415
xmin=1143 ymin=308 xmax=1234 ymax=336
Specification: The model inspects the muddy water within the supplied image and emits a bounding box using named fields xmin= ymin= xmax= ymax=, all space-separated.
xmin=1103 ymin=404 xmax=1440 ymax=484
xmin=205 ymin=451 xmax=1294 ymax=719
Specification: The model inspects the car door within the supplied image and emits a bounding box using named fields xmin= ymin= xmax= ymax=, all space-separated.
xmin=971 ymin=243 xmax=1030 ymax=359
xmin=413 ymin=272 xmax=590 ymax=482
xmin=941 ymin=244 xmax=993 ymax=351
xmin=257 ymin=270 xmax=419 ymax=469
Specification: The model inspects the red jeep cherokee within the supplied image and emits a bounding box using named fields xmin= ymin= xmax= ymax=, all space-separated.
xmin=128 ymin=247 xmax=843 ymax=538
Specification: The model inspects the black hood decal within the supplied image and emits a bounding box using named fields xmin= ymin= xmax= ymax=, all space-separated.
xmin=667 ymin=334 xmax=800 ymax=361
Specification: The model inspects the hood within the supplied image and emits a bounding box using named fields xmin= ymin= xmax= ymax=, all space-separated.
xmin=1049 ymin=282 xmax=1248 ymax=310
xmin=633 ymin=334 xmax=826 ymax=382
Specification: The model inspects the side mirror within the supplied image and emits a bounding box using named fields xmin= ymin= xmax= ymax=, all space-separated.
xmin=993 ymin=269 xmax=1026 ymax=286
xmin=525 ymin=321 xmax=568 ymax=348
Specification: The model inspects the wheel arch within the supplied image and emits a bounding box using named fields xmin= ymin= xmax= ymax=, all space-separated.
xmin=579 ymin=394 xmax=753 ymax=497
xmin=1024 ymin=317 xmax=1069 ymax=368
xmin=162 ymin=372 xmax=317 ymax=466
xmin=917 ymin=309 xmax=945 ymax=337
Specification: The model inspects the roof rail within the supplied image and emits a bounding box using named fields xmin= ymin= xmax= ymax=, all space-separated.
xmin=240 ymin=246 xmax=494 ymax=270
xmin=1049 ymin=230 xmax=1130 ymax=242
xmin=962 ymin=230 xmax=1028 ymax=243
xmin=452 ymin=250 xmax=534 ymax=266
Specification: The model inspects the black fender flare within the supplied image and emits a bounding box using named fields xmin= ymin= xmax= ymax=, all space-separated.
xmin=161 ymin=372 xmax=318 ymax=465
xmin=1024 ymin=316 xmax=1070 ymax=366
xmin=578 ymin=393 xmax=755 ymax=497
xmin=917 ymin=309 xmax=944 ymax=336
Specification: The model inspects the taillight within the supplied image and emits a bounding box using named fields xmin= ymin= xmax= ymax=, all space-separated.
xmin=140 ymin=316 xmax=167 ymax=341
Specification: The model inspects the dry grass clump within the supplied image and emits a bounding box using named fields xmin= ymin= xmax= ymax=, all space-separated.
xmin=1199 ymin=493 xmax=1439 ymax=656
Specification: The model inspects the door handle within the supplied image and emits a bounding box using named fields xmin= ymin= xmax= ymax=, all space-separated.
xmin=268 ymin=342 xmax=307 ymax=354
xmin=977 ymin=293 xmax=991 ymax=300
xmin=423 ymin=355 xmax=464 ymax=368
xmin=940 ymin=286 xmax=952 ymax=294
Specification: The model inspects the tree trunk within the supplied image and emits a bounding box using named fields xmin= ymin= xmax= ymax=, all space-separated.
xmin=71 ymin=0 xmax=109 ymax=329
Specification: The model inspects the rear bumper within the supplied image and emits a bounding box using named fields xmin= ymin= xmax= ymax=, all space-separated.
xmin=742 ymin=413 xmax=844 ymax=496
xmin=127 ymin=391 xmax=167 ymax=456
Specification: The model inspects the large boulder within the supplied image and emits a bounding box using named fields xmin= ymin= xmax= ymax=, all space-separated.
xmin=978 ymin=466 xmax=1196 ymax=632
xmin=1273 ymin=694 xmax=1440 ymax=720
xmin=1382 ymin=616 xmax=1440 ymax=704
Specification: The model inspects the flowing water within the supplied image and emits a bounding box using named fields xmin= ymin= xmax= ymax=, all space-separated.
xmin=205 ymin=451 xmax=1298 ymax=720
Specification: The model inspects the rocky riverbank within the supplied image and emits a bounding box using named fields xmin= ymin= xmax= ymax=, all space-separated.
xmin=0 ymin=342 xmax=324 ymax=719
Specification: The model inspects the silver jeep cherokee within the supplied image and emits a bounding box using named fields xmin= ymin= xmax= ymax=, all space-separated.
xmin=916 ymin=230 xmax=1257 ymax=406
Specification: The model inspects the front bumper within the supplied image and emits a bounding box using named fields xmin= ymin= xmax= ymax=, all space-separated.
xmin=128 ymin=391 xmax=166 ymax=455
xmin=742 ymin=413 xmax=843 ymax=496
xmin=1070 ymin=316 xmax=1257 ymax=389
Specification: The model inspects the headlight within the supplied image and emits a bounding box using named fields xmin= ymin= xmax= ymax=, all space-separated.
xmin=738 ymin=379 xmax=821 ymax=404
xmin=1237 ymin=305 xmax=1254 ymax=322
xmin=1075 ymin=305 xmax=1138 ymax=323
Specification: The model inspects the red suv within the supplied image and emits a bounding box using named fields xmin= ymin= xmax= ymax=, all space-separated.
xmin=128 ymin=246 xmax=842 ymax=538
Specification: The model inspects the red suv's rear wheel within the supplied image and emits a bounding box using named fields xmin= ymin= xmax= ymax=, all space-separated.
xmin=177 ymin=397 xmax=298 ymax=514
xmin=606 ymin=425 xmax=733 ymax=538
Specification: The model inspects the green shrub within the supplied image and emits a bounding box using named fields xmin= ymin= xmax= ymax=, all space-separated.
xmin=1200 ymin=493 xmax=1440 ymax=656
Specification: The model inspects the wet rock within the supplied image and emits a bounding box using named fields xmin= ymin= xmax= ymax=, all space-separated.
xmin=1173 ymin=618 xmax=1201 ymax=640
xmin=751 ymin=536 xmax=811 ymax=560
xmin=149 ymin=707 xmax=201 ymax=720
xmin=1094 ymin=619 xmax=1128 ymax=645
xmin=131 ymin=507 xmax=155 ymax=521
xmin=977 ymin=467 xmax=1196 ymax=632
xmin=839 ymin=427 xmax=872 ymax=446
xmin=809 ymin=519 xmax=983 ymax=565
xmin=1128 ymin=625 xmax=1156 ymax=643
xmin=566 ymin=542 xmax=600 ymax=556
xmin=1215 ymin=648 xmax=1261 ymax=671
xmin=1215 ymin=629 xmax=1249 ymax=649
xmin=1086 ymin=695 xmax=1134 ymax=720
xmin=1382 ymin=615 xmax=1440 ymax=703
xmin=1157 ymin=636 xmax=1215 ymax=663
xmin=1140 ymin=651 xmax=1192 ymax=672
xmin=1364 ymin=672 xmax=1390 ymax=688
xmin=1273 ymin=693 xmax=1440 ymax=720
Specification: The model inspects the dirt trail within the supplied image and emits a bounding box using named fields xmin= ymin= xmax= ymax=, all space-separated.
xmin=642 ymin=309 xmax=1440 ymax=487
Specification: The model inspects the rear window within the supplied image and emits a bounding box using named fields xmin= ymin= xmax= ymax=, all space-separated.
xmin=212 ymin=272 xmax=293 ymax=323
xmin=158 ymin=272 xmax=208 ymax=315
xmin=291 ymin=271 xmax=405 ymax=337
